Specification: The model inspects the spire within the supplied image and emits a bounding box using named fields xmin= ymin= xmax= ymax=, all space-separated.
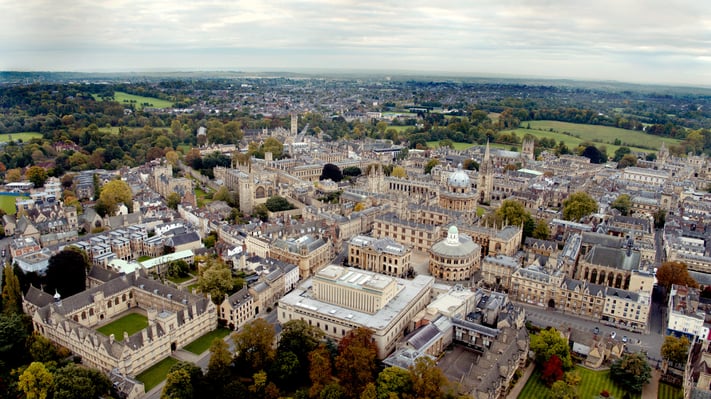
xmin=484 ymin=139 xmax=491 ymax=162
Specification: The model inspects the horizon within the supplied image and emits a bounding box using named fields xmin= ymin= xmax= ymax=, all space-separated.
xmin=2 ymin=1 xmax=710 ymax=87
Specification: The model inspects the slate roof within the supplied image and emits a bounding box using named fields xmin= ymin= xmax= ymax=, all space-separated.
xmin=584 ymin=246 xmax=640 ymax=271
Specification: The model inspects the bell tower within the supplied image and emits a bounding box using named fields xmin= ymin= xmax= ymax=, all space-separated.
xmin=477 ymin=141 xmax=494 ymax=204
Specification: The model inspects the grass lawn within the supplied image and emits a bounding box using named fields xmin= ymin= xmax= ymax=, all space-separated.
xmin=137 ymin=255 xmax=152 ymax=262
xmin=658 ymin=382 xmax=683 ymax=399
xmin=518 ymin=366 xmax=640 ymax=399
xmin=97 ymin=126 xmax=121 ymax=134
xmin=183 ymin=328 xmax=231 ymax=355
xmin=195 ymin=187 xmax=213 ymax=208
xmin=96 ymin=313 xmax=149 ymax=341
xmin=0 ymin=195 xmax=28 ymax=215
xmin=94 ymin=91 xmax=173 ymax=110
xmin=426 ymin=141 xmax=476 ymax=150
xmin=166 ymin=273 xmax=195 ymax=284
xmin=387 ymin=125 xmax=415 ymax=133
xmin=186 ymin=283 xmax=199 ymax=294
xmin=504 ymin=120 xmax=681 ymax=154
xmin=0 ymin=132 xmax=43 ymax=142
xmin=136 ymin=356 xmax=178 ymax=391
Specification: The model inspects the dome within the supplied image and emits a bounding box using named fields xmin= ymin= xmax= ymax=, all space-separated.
xmin=448 ymin=164 xmax=470 ymax=188
xmin=448 ymin=226 xmax=459 ymax=235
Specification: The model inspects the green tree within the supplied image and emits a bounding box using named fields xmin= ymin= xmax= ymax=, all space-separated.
xmin=610 ymin=353 xmax=652 ymax=393
xmin=166 ymin=260 xmax=190 ymax=279
xmin=562 ymin=192 xmax=597 ymax=221
xmin=253 ymin=204 xmax=269 ymax=222
xmin=261 ymin=137 xmax=284 ymax=159
xmin=653 ymin=209 xmax=667 ymax=229
xmin=532 ymin=219 xmax=551 ymax=240
xmin=162 ymin=368 xmax=193 ymax=399
xmin=206 ymin=338 xmax=232 ymax=396
xmin=270 ymin=350 xmax=301 ymax=390
xmin=18 ymin=362 xmax=53 ymax=399
xmin=580 ymin=145 xmax=606 ymax=164
xmin=320 ymin=163 xmax=344 ymax=182
xmin=278 ymin=319 xmax=324 ymax=372
xmin=265 ymin=196 xmax=294 ymax=212
xmin=656 ymin=261 xmax=698 ymax=292
xmin=661 ymin=335 xmax=690 ymax=366
xmin=376 ymin=366 xmax=412 ymax=399
xmin=617 ymin=154 xmax=637 ymax=169
xmin=610 ymin=194 xmax=632 ymax=216
xmin=613 ymin=146 xmax=631 ymax=162
xmin=53 ymin=363 xmax=111 ymax=399
xmin=232 ymin=318 xmax=275 ymax=374
xmin=212 ymin=186 xmax=234 ymax=205
xmin=26 ymin=166 xmax=48 ymax=188
xmin=2 ymin=265 xmax=23 ymax=314
xmin=0 ymin=312 xmax=30 ymax=371
xmin=46 ymin=248 xmax=88 ymax=298
xmin=550 ymin=380 xmax=578 ymax=399
xmin=197 ymin=258 xmax=233 ymax=304
xmin=410 ymin=356 xmax=447 ymax=399
xmin=530 ymin=328 xmax=572 ymax=369
xmin=27 ymin=333 xmax=59 ymax=363
xmin=335 ymin=328 xmax=378 ymax=399
xmin=97 ymin=179 xmax=133 ymax=216
xmin=167 ymin=192 xmax=181 ymax=210
xmin=495 ymin=199 xmax=534 ymax=235
xmin=424 ymin=159 xmax=440 ymax=174
xmin=360 ymin=383 xmax=377 ymax=399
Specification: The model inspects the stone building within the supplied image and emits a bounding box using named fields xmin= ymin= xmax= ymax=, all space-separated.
xmin=270 ymin=234 xmax=332 ymax=279
xmin=429 ymin=226 xmax=481 ymax=282
xmin=439 ymin=164 xmax=477 ymax=212
xmin=347 ymin=235 xmax=412 ymax=278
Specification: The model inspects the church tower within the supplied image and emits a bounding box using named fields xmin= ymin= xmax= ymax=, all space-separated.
xmin=291 ymin=114 xmax=298 ymax=136
xmin=522 ymin=137 xmax=535 ymax=161
xmin=239 ymin=177 xmax=255 ymax=214
xmin=658 ymin=142 xmax=669 ymax=165
xmin=477 ymin=141 xmax=494 ymax=204
xmin=368 ymin=163 xmax=385 ymax=193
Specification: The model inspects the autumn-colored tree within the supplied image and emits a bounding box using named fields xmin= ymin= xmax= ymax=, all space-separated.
xmin=232 ymin=318 xmax=275 ymax=374
xmin=376 ymin=366 xmax=413 ymax=398
xmin=18 ymin=362 xmax=53 ymax=399
xmin=26 ymin=166 xmax=48 ymax=188
xmin=532 ymin=219 xmax=551 ymax=240
xmin=162 ymin=368 xmax=193 ymax=399
xmin=335 ymin=328 xmax=378 ymax=399
xmin=541 ymin=354 xmax=565 ymax=386
xmin=550 ymin=380 xmax=579 ymax=399
xmin=197 ymin=258 xmax=234 ymax=304
xmin=97 ymin=179 xmax=132 ymax=216
xmin=2 ymin=265 xmax=23 ymax=314
xmin=656 ymin=261 xmax=698 ymax=292
xmin=309 ymin=344 xmax=334 ymax=398
xmin=391 ymin=166 xmax=407 ymax=178
xmin=410 ymin=356 xmax=447 ymax=399
xmin=27 ymin=333 xmax=60 ymax=363
xmin=6 ymin=168 xmax=22 ymax=182
xmin=661 ymin=335 xmax=691 ymax=366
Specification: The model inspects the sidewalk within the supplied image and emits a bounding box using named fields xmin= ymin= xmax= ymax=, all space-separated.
xmin=506 ymin=362 xmax=534 ymax=399
xmin=641 ymin=369 xmax=661 ymax=399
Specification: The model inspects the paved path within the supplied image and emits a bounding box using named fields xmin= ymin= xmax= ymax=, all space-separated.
xmin=506 ymin=362 xmax=534 ymax=399
xmin=642 ymin=369 xmax=661 ymax=399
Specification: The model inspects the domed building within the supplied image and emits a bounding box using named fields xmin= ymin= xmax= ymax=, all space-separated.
xmin=429 ymin=226 xmax=481 ymax=281
xmin=439 ymin=164 xmax=478 ymax=212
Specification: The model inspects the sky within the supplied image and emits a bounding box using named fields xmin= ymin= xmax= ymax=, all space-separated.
xmin=1 ymin=0 xmax=710 ymax=86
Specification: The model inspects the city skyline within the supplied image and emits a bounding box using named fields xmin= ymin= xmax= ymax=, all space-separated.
xmin=2 ymin=0 xmax=710 ymax=87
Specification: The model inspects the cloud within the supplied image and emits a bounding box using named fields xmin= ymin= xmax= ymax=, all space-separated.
xmin=1 ymin=0 xmax=709 ymax=85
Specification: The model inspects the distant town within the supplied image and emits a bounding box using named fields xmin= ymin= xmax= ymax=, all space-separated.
xmin=2 ymin=73 xmax=711 ymax=399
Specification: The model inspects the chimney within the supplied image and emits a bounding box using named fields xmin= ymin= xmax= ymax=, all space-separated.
xmin=109 ymin=334 xmax=115 ymax=344
xmin=123 ymin=331 xmax=129 ymax=342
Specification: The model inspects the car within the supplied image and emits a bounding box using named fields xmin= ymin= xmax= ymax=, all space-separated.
xmin=610 ymin=331 xmax=617 ymax=339
xmin=622 ymin=335 xmax=628 ymax=343
xmin=593 ymin=327 xmax=600 ymax=335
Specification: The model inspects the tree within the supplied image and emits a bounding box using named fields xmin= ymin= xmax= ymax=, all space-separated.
xmin=212 ymin=186 xmax=233 ymax=205
xmin=18 ymin=362 xmax=53 ymax=399
xmin=342 ymin=166 xmax=362 ymax=177
xmin=309 ymin=344 xmax=334 ymax=398
xmin=97 ymin=179 xmax=132 ymax=216
xmin=166 ymin=260 xmax=190 ymax=279
xmin=206 ymin=338 xmax=232 ymax=396
xmin=232 ymin=318 xmax=275 ymax=374
xmin=410 ymin=356 xmax=447 ymax=399
xmin=532 ymin=219 xmax=551 ymax=240
xmin=530 ymin=328 xmax=572 ymax=369
xmin=550 ymin=380 xmax=578 ymax=399
xmin=376 ymin=366 xmax=412 ymax=399
xmin=610 ymin=353 xmax=652 ymax=393
xmin=53 ymin=363 xmax=111 ymax=399
xmin=278 ymin=320 xmax=324 ymax=371
xmin=2 ymin=265 xmax=23 ymax=314
xmin=166 ymin=362 xmax=205 ymax=399
xmin=197 ymin=258 xmax=233 ymax=304
xmin=0 ymin=312 xmax=30 ymax=371
xmin=6 ymin=168 xmax=22 ymax=182
xmin=270 ymin=350 xmax=301 ymax=390
xmin=494 ymin=199 xmax=534 ymax=237
xmin=320 ymin=163 xmax=343 ymax=182
xmin=165 ymin=150 xmax=180 ymax=166
xmin=580 ymin=145 xmax=606 ymax=164
xmin=617 ymin=154 xmax=637 ymax=169
xmin=261 ymin=137 xmax=284 ymax=159
xmin=265 ymin=196 xmax=294 ymax=212
xmin=610 ymin=194 xmax=632 ymax=216
xmin=661 ymin=335 xmax=691 ymax=366
xmin=26 ymin=166 xmax=48 ymax=188
xmin=562 ymin=192 xmax=597 ymax=222
xmin=162 ymin=368 xmax=193 ymax=399
xmin=319 ymin=383 xmax=345 ymax=399
xmin=541 ymin=354 xmax=565 ymax=386
xmin=653 ymin=209 xmax=667 ymax=229
xmin=424 ymin=159 xmax=440 ymax=174
xmin=391 ymin=166 xmax=407 ymax=179
xmin=253 ymin=204 xmax=269 ymax=222
xmin=656 ymin=261 xmax=698 ymax=292
xmin=27 ymin=333 xmax=60 ymax=363
xmin=46 ymin=248 xmax=89 ymax=298
xmin=335 ymin=328 xmax=378 ymax=398
xmin=613 ymin=146 xmax=631 ymax=162
xmin=167 ymin=192 xmax=181 ymax=210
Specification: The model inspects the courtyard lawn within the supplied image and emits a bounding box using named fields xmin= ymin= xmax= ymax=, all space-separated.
xmin=195 ymin=187 xmax=213 ymax=208
xmin=517 ymin=366 xmax=640 ymax=399
xmin=0 ymin=132 xmax=43 ymax=142
xmin=183 ymin=327 xmax=231 ymax=355
xmin=658 ymin=382 xmax=683 ymax=399
xmin=166 ymin=273 xmax=195 ymax=284
xmin=137 ymin=255 xmax=152 ymax=262
xmin=136 ymin=356 xmax=178 ymax=391
xmin=96 ymin=313 xmax=149 ymax=341
xmin=0 ymin=195 xmax=28 ymax=215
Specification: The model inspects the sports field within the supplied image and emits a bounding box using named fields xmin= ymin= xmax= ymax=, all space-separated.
xmin=96 ymin=313 xmax=149 ymax=341
xmin=505 ymin=120 xmax=681 ymax=154
xmin=0 ymin=132 xmax=43 ymax=142
xmin=95 ymin=91 xmax=173 ymax=110
xmin=0 ymin=194 xmax=28 ymax=215
xmin=517 ymin=366 xmax=641 ymax=399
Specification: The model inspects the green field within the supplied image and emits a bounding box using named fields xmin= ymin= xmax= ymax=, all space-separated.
xmin=182 ymin=328 xmax=231 ymax=355
xmin=136 ymin=356 xmax=178 ymax=391
xmin=97 ymin=313 xmax=149 ymax=341
xmin=506 ymin=120 xmax=681 ymax=154
xmin=517 ymin=366 xmax=640 ymax=399
xmin=94 ymin=91 xmax=173 ymax=110
xmin=658 ymin=382 xmax=682 ymax=399
xmin=0 ymin=132 xmax=43 ymax=142
xmin=97 ymin=126 xmax=122 ymax=134
xmin=387 ymin=125 xmax=415 ymax=133
xmin=0 ymin=195 xmax=28 ymax=215
xmin=426 ymin=141 xmax=476 ymax=150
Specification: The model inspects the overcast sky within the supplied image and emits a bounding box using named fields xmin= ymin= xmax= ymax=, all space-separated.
xmin=2 ymin=0 xmax=710 ymax=86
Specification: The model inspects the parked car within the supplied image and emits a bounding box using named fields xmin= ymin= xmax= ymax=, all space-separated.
xmin=610 ymin=331 xmax=617 ymax=339
xmin=622 ymin=335 xmax=628 ymax=343
xmin=593 ymin=327 xmax=600 ymax=335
